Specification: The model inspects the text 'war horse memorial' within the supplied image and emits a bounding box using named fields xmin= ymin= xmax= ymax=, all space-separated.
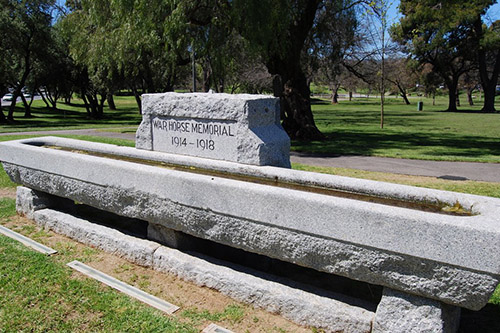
xmin=1 ymin=92 xmax=500 ymax=332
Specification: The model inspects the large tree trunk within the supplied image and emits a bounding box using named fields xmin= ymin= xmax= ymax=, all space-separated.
xmin=0 ymin=106 xmax=6 ymax=123
xmin=130 ymin=85 xmax=142 ymax=114
xmin=474 ymin=19 xmax=499 ymax=113
xmin=330 ymin=83 xmax=340 ymax=104
xmin=273 ymin=72 xmax=324 ymax=140
xmin=107 ymin=93 xmax=116 ymax=110
xmin=20 ymin=94 xmax=31 ymax=118
xmin=482 ymin=83 xmax=497 ymax=113
xmin=264 ymin=0 xmax=324 ymax=141
xmin=445 ymin=77 xmax=459 ymax=112
xmin=466 ymin=88 xmax=474 ymax=106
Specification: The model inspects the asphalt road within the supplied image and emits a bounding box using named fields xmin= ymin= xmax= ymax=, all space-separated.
xmin=1 ymin=128 xmax=499 ymax=183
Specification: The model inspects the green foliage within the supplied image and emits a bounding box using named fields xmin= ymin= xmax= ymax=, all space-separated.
xmin=392 ymin=0 xmax=497 ymax=111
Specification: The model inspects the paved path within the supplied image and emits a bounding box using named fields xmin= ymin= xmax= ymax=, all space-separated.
xmin=2 ymin=128 xmax=500 ymax=183
xmin=290 ymin=152 xmax=500 ymax=183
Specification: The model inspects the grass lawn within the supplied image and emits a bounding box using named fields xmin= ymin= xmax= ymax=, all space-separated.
xmin=2 ymin=94 xmax=500 ymax=162
xmin=0 ymin=96 xmax=142 ymax=133
xmin=297 ymin=95 xmax=500 ymax=163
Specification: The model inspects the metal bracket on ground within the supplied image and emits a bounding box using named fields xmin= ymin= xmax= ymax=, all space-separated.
xmin=0 ymin=224 xmax=57 ymax=255
xmin=202 ymin=323 xmax=234 ymax=333
xmin=67 ymin=260 xmax=179 ymax=314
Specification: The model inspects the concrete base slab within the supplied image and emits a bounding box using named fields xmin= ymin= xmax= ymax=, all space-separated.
xmin=34 ymin=209 xmax=160 ymax=267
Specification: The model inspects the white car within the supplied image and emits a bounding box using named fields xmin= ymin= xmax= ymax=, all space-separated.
xmin=2 ymin=93 xmax=13 ymax=101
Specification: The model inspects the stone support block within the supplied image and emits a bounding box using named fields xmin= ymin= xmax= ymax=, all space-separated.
xmin=373 ymin=288 xmax=461 ymax=333
xmin=16 ymin=186 xmax=73 ymax=219
xmin=147 ymin=223 xmax=195 ymax=250
xmin=153 ymin=246 xmax=374 ymax=332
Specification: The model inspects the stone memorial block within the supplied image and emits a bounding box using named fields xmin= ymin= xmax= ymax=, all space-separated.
xmin=135 ymin=92 xmax=291 ymax=167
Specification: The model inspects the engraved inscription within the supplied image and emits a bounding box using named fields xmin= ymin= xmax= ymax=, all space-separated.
xmin=151 ymin=116 xmax=237 ymax=158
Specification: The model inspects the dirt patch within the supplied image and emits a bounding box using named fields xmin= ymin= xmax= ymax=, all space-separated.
xmin=1 ymin=214 xmax=312 ymax=332
xmin=0 ymin=188 xmax=16 ymax=199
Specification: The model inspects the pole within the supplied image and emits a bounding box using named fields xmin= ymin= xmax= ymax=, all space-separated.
xmin=192 ymin=42 xmax=196 ymax=93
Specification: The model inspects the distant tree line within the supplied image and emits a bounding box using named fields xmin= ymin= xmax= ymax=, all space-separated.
xmin=0 ymin=0 xmax=499 ymax=138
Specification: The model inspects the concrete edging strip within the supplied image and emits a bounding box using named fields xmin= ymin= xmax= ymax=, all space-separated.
xmin=202 ymin=323 xmax=234 ymax=333
xmin=0 ymin=224 xmax=57 ymax=255
xmin=67 ymin=260 xmax=179 ymax=314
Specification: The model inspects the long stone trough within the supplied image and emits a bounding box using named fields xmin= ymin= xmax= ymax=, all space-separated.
xmin=1 ymin=135 xmax=500 ymax=331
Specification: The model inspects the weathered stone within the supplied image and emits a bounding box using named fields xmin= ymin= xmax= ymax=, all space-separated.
xmin=16 ymin=186 xmax=73 ymax=219
xmin=153 ymin=246 xmax=374 ymax=332
xmin=136 ymin=92 xmax=291 ymax=167
xmin=34 ymin=208 xmax=160 ymax=267
xmin=2 ymin=137 xmax=500 ymax=310
xmin=373 ymin=288 xmax=461 ymax=333
xmin=27 ymin=203 xmax=377 ymax=332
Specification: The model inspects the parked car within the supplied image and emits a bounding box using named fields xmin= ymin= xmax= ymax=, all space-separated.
xmin=23 ymin=92 xmax=31 ymax=99
xmin=2 ymin=93 xmax=13 ymax=101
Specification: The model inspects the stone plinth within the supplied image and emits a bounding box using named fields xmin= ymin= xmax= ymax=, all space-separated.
xmin=136 ymin=92 xmax=290 ymax=167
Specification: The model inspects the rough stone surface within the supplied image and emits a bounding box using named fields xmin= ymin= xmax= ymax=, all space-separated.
xmin=153 ymin=246 xmax=374 ymax=332
xmin=2 ymin=137 xmax=500 ymax=310
xmin=373 ymin=288 xmax=461 ymax=333
xmin=5 ymin=164 xmax=499 ymax=310
xmin=136 ymin=92 xmax=291 ymax=167
xmin=16 ymin=186 xmax=73 ymax=219
xmin=29 ymin=205 xmax=376 ymax=332
xmin=34 ymin=209 xmax=160 ymax=267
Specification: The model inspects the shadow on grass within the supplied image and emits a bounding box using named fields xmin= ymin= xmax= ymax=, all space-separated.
xmin=292 ymin=130 xmax=500 ymax=159
xmin=1 ymin=104 xmax=141 ymax=130
xmin=437 ymin=109 xmax=499 ymax=114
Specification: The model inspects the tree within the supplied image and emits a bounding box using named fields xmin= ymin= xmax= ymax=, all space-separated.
xmin=392 ymin=0 xmax=495 ymax=112
xmin=362 ymin=0 xmax=394 ymax=128
xmin=308 ymin=1 xmax=358 ymax=104
xmin=234 ymin=0 xmax=331 ymax=140
xmin=472 ymin=19 xmax=500 ymax=112
xmin=0 ymin=0 xmax=55 ymax=121
xmin=385 ymin=57 xmax=419 ymax=105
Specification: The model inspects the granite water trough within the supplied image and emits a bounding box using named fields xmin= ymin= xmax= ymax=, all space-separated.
xmin=1 ymin=93 xmax=500 ymax=332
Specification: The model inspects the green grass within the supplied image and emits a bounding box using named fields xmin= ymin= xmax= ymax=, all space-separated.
xmin=0 ymin=235 xmax=195 ymax=332
xmin=0 ymin=96 xmax=142 ymax=133
xmin=182 ymin=304 xmax=245 ymax=326
xmin=0 ymin=198 xmax=15 ymax=218
xmin=3 ymin=94 xmax=500 ymax=162
xmin=297 ymin=96 xmax=500 ymax=162
xmin=292 ymin=163 xmax=500 ymax=198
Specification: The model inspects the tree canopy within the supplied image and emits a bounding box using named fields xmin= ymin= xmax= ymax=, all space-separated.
xmin=392 ymin=0 xmax=499 ymax=112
